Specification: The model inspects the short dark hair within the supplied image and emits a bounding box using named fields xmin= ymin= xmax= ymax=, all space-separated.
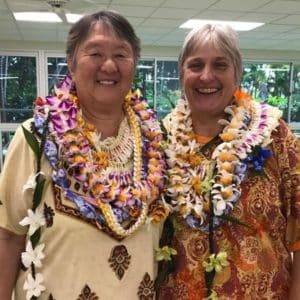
xmin=66 ymin=10 xmax=141 ymax=65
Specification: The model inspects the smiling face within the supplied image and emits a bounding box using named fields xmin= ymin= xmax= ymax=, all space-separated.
xmin=68 ymin=22 xmax=135 ymax=112
xmin=181 ymin=42 xmax=238 ymax=119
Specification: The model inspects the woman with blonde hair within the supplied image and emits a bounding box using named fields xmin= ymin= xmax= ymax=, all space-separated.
xmin=158 ymin=24 xmax=300 ymax=299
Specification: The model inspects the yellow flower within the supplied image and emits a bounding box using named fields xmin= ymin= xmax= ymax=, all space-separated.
xmin=191 ymin=176 xmax=203 ymax=194
xmin=155 ymin=246 xmax=177 ymax=261
xmin=204 ymin=290 xmax=219 ymax=300
xmin=203 ymin=251 xmax=229 ymax=273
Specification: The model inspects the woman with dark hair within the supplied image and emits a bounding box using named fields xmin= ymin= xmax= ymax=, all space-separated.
xmin=0 ymin=10 xmax=168 ymax=300
xmin=158 ymin=24 xmax=300 ymax=299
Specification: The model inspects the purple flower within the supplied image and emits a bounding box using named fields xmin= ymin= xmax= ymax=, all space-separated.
xmin=34 ymin=114 xmax=46 ymax=133
xmin=52 ymin=169 xmax=68 ymax=189
xmin=112 ymin=207 xmax=129 ymax=223
xmin=44 ymin=140 xmax=58 ymax=167
xmin=244 ymin=146 xmax=272 ymax=172
xmin=66 ymin=190 xmax=96 ymax=219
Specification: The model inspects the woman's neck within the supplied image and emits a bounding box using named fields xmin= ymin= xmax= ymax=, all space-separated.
xmin=191 ymin=112 xmax=225 ymax=137
xmin=81 ymin=106 xmax=125 ymax=139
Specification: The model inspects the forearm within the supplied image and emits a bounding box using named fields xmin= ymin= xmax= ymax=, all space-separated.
xmin=289 ymin=250 xmax=300 ymax=300
xmin=0 ymin=228 xmax=25 ymax=300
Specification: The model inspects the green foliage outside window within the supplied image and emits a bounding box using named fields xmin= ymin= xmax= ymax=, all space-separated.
xmin=0 ymin=56 xmax=36 ymax=123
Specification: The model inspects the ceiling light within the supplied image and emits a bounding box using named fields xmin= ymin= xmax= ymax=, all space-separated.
xmin=14 ymin=12 xmax=62 ymax=23
xmin=66 ymin=13 xmax=83 ymax=23
xmin=180 ymin=19 xmax=264 ymax=31
xmin=137 ymin=65 xmax=153 ymax=69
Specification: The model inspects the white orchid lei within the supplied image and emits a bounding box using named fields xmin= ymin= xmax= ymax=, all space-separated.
xmin=164 ymin=89 xmax=282 ymax=298
xmin=19 ymin=75 xmax=169 ymax=300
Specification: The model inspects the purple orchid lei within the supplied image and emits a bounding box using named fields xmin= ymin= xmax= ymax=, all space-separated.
xmin=32 ymin=75 xmax=167 ymax=238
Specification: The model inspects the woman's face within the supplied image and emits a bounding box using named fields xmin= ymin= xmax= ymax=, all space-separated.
xmin=68 ymin=22 xmax=135 ymax=111
xmin=181 ymin=42 xmax=237 ymax=118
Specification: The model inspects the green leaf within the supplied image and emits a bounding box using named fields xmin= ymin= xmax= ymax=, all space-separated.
xmin=22 ymin=126 xmax=40 ymax=159
xmin=30 ymin=227 xmax=41 ymax=248
xmin=154 ymin=259 xmax=176 ymax=290
xmin=32 ymin=175 xmax=46 ymax=211
xmin=218 ymin=215 xmax=253 ymax=230
xmin=204 ymin=269 xmax=216 ymax=296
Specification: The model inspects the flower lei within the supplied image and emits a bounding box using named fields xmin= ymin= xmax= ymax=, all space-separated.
xmin=164 ymin=89 xmax=282 ymax=298
xmin=19 ymin=75 xmax=168 ymax=300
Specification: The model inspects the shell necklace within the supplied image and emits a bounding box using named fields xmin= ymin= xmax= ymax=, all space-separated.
xmin=33 ymin=76 xmax=169 ymax=239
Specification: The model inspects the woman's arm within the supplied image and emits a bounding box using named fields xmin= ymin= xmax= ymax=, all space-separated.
xmin=289 ymin=250 xmax=300 ymax=300
xmin=0 ymin=227 xmax=25 ymax=300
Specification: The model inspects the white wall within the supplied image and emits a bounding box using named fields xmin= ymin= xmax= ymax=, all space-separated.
xmin=2 ymin=39 xmax=300 ymax=63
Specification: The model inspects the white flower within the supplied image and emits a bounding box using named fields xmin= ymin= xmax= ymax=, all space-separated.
xmin=19 ymin=207 xmax=46 ymax=236
xmin=22 ymin=172 xmax=45 ymax=193
xmin=21 ymin=241 xmax=45 ymax=268
xmin=23 ymin=273 xmax=46 ymax=300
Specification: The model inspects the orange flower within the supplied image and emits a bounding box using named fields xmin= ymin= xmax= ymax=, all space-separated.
xmin=91 ymin=183 xmax=105 ymax=196
xmin=234 ymin=89 xmax=251 ymax=106
xmin=219 ymin=152 xmax=236 ymax=162
xmin=94 ymin=151 xmax=108 ymax=168
xmin=220 ymin=132 xmax=234 ymax=142
xmin=219 ymin=173 xmax=233 ymax=185
xmin=190 ymin=155 xmax=204 ymax=167
xmin=150 ymin=206 xmax=169 ymax=223
xmin=221 ymin=187 xmax=233 ymax=199
xmin=220 ymin=162 xmax=234 ymax=172
xmin=134 ymin=102 xmax=147 ymax=111
xmin=118 ymin=189 xmax=130 ymax=202
xmin=71 ymin=154 xmax=85 ymax=164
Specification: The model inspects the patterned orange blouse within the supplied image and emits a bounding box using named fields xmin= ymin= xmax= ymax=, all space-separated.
xmin=158 ymin=120 xmax=300 ymax=300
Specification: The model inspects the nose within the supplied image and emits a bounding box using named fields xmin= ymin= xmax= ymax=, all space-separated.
xmin=100 ymin=57 xmax=117 ymax=73
xmin=200 ymin=65 xmax=214 ymax=81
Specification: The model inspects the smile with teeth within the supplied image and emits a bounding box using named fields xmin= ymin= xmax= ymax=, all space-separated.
xmin=96 ymin=80 xmax=117 ymax=85
xmin=197 ymin=88 xmax=219 ymax=94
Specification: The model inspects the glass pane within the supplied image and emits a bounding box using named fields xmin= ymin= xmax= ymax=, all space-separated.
xmin=134 ymin=60 xmax=154 ymax=108
xmin=48 ymin=57 xmax=68 ymax=93
xmin=291 ymin=65 xmax=300 ymax=123
xmin=0 ymin=131 xmax=15 ymax=171
xmin=242 ymin=63 xmax=290 ymax=121
xmin=0 ymin=56 xmax=37 ymax=123
xmin=156 ymin=61 xmax=180 ymax=119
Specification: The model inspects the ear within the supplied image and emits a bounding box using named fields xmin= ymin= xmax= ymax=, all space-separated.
xmin=67 ymin=57 xmax=75 ymax=78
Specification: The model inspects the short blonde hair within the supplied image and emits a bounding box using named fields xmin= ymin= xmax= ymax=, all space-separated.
xmin=178 ymin=24 xmax=242 ymax=85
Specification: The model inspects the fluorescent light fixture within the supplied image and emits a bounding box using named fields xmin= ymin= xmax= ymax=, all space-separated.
xmin=180 ymin=19 xmax=264 ymax=31
xmin=58 ymin=62 xmax=67 ymax=66
xmin=66 ymin=13 xmax=83 ymax=23
xmin=14 ymin=12 xmax=62 ymax=23
xmin=137 ymin=65 xmax=153 ymax=69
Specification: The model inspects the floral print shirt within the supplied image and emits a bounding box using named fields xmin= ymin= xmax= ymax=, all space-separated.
xmin=158 ymin=120 xmax=300 ymax=300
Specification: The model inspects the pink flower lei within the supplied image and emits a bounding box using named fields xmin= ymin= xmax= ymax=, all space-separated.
xmin=32 ymin=75 xmax=168 ymax=239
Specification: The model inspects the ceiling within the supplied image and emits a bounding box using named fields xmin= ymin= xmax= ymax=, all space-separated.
xmin=2 ymin=0 xmax=300 ymax=51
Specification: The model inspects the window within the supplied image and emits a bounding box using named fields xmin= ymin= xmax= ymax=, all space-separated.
xmin=0 ymin=55 xmax=37 ymax=123
xmin=241 ymin=63 xmax=290 ymax=121
xmin=0 ymin=128 xmax=17 ymax=170
xmin=134 ymin=60 xmax=155 ymax=108
xmin=156 ymin=60 xmax=180 ymax=119
xmin=47 ymin=56 xmax=68 ymax=93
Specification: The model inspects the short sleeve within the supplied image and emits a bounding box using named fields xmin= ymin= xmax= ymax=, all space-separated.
xmin=274 ymin=121 xmax=300 ymax=251
xmin=0 ymin=119 xmax=36 ymax=235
